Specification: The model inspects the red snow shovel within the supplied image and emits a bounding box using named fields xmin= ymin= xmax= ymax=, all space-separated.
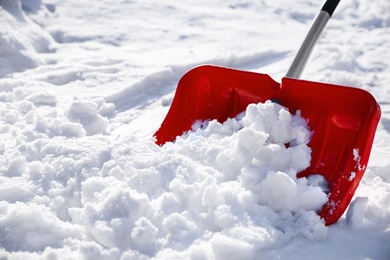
xmin=154 ymin=0 xmax=381 ymax=225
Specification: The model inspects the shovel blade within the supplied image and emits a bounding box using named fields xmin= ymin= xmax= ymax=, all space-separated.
xmin=154 ymin=65 xmax=381 ymax=225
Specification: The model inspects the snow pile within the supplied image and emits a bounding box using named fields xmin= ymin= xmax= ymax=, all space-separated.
xmin=0 ymin=100 xmax=329 ymax=259
xmin=0 ymin=0 xmax=389 ymax=258
xmin=0 ymin=0 xmax=53 ymax=77
xmin=69 ymin=101 xmax=328 ymax=258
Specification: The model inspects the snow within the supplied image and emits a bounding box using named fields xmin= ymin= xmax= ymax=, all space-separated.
xmin=0 ymin=0 xmax=389 ymax=259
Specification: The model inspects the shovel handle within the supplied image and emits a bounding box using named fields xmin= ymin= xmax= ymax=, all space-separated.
xmin=285 ymin=0 xmax=340 ymax=79
xmin=321 ymin=0 xmax=340 ymax=17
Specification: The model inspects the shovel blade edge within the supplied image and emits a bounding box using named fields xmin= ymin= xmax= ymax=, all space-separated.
xmin=281 ymin=77 xmax=380 ymax=225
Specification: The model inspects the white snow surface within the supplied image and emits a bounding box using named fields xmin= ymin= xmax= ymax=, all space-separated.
xmin=0 ymin=0 xmax=390 ymax=259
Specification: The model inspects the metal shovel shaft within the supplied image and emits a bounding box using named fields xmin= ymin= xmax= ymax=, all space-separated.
xmin=286 ymin=0 xmax=340 ymax=79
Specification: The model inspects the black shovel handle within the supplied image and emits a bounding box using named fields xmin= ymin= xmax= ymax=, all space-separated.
xmin=286 ymin=0 xmax=340 ymax=79
xmin=322 ymin=0 xmax=340 ymax=17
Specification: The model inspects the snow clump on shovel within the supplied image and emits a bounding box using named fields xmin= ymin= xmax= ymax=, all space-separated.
xmin=182 ymin=100 xmax=328 ymax=213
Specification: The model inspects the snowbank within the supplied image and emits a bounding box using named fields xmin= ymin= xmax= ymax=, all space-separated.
xmin=0 ymin=0 xmax=53 ymax=77
xmin=0 ymin=0 xmax=389 ymax=259
xmin=0 ymin=98 xmax=330 ymax=258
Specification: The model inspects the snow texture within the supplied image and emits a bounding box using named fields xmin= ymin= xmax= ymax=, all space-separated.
xmin=0 ymin=0 xmax=389 ymax=259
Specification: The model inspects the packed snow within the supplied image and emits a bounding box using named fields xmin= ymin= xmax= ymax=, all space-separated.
xmin=0 ymin=0 xmax=389 ymax=259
